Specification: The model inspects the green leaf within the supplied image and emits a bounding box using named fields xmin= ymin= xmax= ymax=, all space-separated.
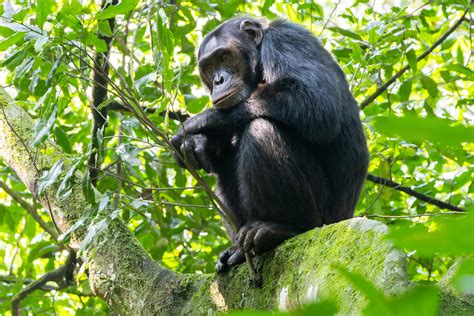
xmin=327 ymin=27 xmax=362 ymax=40
xmin=36 ymin=0 xmax=55 ymax=28
xmin=440 ymin=37 xmax=456 ymax=50
xmin=456 ymin=45 xmax=464 ymax=65
xmin=0 ymin=32 xmax=24 ymax=51
xmin=45 ymin=54 xmax=63 ymax=87
xmin=98 ymin=20 xmax=113 ymax=37
xmin=27 ymin=242 xmax=56 ymax=262
xmin=95 ymin=0 xmax=138 ymax=20
xmin=56 ymin=157 xmax=86 ymax=200
xmin=53 ymin=126 xmax=72 ymax=154
xmin=372 ymin=116 xmax=473 ymax=147
xmin=406 ymin=49 xmax=417 ymax=72
xmin=398 ymin=80 xmax=412 ymax=102
xmin=335 ymin=266 xmax=384 ymax=301
xmin=80 ymin=218 xmax=108 ymax=252
xmin=98 ymin=193 xmax=110 ymax=212
xmin=420 ymin=76 xmax=438 ymax=98
xmin=157 ymin=11 xmax=174 ymax=56
xmin=336 ymin=266 xmax=439 ymax=316
xmin=85 ymin=32 xmax=107 ymax=53
xmin=13 ymin=56 xmax=34 ymax=81
xmin=446 ymin=64 xmax=473 ymax=79
xmin=59 ymin=218 xmax=86 ymax=243
xmin=38 ymin=158 xmax=64 ymax=196
xmin=388 ymin=212 xmax=474 ymax=256
xmin=82 ymin=170 xmax=95 ymax=204
xmin=24 ymin=214 xmax=37 ymax=240
xmin=365 ymin=286 xmax=439 ymax=316
xmin=187 ymin=96 xmax=209 ymax=114
xmin=31 ymin=105 xmax=57 ymax=147
xmin=262 ymin=0 xmax=274 ymax=13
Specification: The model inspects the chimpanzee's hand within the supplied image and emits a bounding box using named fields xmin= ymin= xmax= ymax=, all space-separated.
xmin=171 ymin=133 xmax=212 ymax=173
xmin=174 ymin=104 xmax=249 ymax=139
xmin=181 ymin=109 xmax=228 ymax=135
xmin=170 ymin=109 xmax=227 ymax=159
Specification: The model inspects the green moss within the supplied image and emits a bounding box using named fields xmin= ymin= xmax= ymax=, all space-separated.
xmin=438 ymin=258 xmax=474 ymax=315
xmin=178 ymin=218 xmax=409 ymax=314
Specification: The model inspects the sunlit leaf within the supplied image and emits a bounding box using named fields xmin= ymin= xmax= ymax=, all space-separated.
xmin=328 ymin=27 xmax=362 ymax=40
xmin=98 ymin=20 xmax=113 ymax=37
xmin=0 ymin=32 xmax=24 ymax=51
xmin=398 ymin=80 xmax=412 ymax=102
xmin=30 ymin=104 xmax=57 ymax=147
xmin=388 ymin=212 xmax=474 ymax=256
xmin=56 ymin=157 xmax=86 ymax=200
xmin=406 ymin=49 xmax=417 ymax=72
xmin=187 ymin=96 xmax=209 ymax=114
xmin=82 ymin=167 xmax=96 ymax=204
xmin=95 ymin=0 xmax=138 ymax=20
xmin=53 ymin=126 xmax=72 ymax=154
xmin=420 ymin=76 xmax=438 ymax=98
xmin=38 ymin=158 xmax=64 ymax=196
xmin=36 ymin=0 xmax=55 ymax=28
xmin=336 ymin=266 xmax=439 ymax=316
xmin=372 ymin=116 xmax=473 ymax=147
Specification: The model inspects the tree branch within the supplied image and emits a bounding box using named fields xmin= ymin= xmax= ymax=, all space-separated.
xmin=360 ymin=5 xmax=470 ymax=109
xmin=88 ymin=1 xmax=117 ymax=186
xmin=366 ymin=173 xmax=466 ymax=213
xmin=10 ymin=252 xmax=77 ymax=316
xmin=0 ymin=275 xmax=93 ymax=297
xmin=366 ymin=212 xmax=465 ymax=219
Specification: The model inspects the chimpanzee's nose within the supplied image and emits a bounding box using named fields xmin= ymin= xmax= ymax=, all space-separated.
xmin=213 ymin=73 xmax=225 ymax=86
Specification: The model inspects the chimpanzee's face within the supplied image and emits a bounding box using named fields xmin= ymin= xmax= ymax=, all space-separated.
xmin=197 ymin=18 xmax=264 ymax=109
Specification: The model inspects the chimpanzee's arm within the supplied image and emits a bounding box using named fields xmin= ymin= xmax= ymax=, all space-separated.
xmin=173 ymin=74 xmax=346 ymax=144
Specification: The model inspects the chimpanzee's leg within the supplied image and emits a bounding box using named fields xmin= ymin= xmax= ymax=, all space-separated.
xmin=228 ymin=118 xmax=329 ymax=261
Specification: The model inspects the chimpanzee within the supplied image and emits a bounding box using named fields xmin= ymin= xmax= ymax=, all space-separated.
xmin=171 ymin=17 xmax=369 ymax=272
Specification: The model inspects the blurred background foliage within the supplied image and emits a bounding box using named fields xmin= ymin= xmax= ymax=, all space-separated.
xmin=0 ymin=0 xmax=472 ymax=314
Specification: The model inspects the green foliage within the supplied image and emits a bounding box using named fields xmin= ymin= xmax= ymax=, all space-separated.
xmin=337 ymin=266 xmax=439 ymax=316
xmin=0 ymin=0 xmax=472 ymax=314
xmin=388 ymin=212 xmax=474 ymax=257
xmin=372 ymin=116 xmax=473 ymax=147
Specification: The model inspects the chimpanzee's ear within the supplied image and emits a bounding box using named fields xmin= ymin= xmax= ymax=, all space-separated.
xmin=240 ymin=19 xmax=263 ymax=46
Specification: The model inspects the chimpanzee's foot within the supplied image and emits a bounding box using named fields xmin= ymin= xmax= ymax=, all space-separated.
xmin=215 ymin=246 xmax=245 ymax=272
xmin=216 ymin=222 xmax=299 ymax=272
xmin=235 ymin=221 xmax=299 ymax=255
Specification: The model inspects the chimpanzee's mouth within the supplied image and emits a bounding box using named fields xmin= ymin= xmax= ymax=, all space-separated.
xmin=212 ymin=90 xmax=239 ymax=108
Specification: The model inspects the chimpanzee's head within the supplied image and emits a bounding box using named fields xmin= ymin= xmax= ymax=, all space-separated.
xmin=197 ymin=17 xmax=266 ymax=109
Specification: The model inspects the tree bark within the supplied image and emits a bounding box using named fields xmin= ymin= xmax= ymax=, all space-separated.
xmin=1 ymin=89 xmax=470 ymax=315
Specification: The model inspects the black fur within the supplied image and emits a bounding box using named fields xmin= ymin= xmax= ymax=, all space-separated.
xmin=171 ymin=17 xmax=369 ymax=271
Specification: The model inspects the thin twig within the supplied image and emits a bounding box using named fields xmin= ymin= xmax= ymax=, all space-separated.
xmin=366 ymin=173 xmax=466 ymax=212
xmin=0 ymin=275 xmax=92 ymax=296
xmin=319 ymin=0 xmax=341 ymax=36
xmin=365 ymin=212 xmax=465 ymax=219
